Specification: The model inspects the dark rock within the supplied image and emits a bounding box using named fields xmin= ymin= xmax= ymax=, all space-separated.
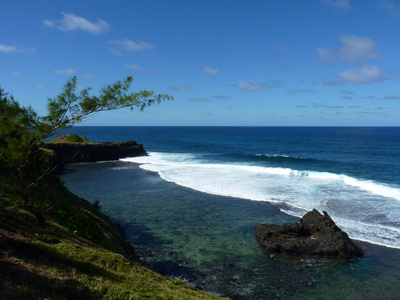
xmin=42 ymin=140 xmax=147 ymax=171
xmin=255 ymin=209 xmax=363 ymax=259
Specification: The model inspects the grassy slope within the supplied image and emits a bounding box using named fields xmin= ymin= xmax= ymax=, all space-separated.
xmin=0 ymin=178 xmax=226 ymax=299
xmin=45 ymin=134 xmax=94 ymax=144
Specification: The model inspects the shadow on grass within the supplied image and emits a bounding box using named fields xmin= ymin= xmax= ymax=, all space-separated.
xmin=0 ymin=236 xmax=120 ymax=299
xmin=0 ymin=260 xmax=98 ymax=300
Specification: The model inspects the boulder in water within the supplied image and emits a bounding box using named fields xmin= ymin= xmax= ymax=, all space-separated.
xmin=255 ymin=209 xmax=363 ymax=259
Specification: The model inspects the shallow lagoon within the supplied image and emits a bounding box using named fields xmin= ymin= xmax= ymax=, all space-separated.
xmin=62 ymin=161 xmax=400 ymax=299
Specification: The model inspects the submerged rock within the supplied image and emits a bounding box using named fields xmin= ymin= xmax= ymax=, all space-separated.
xmin=255 ymin=209 xmax=363 ymax=259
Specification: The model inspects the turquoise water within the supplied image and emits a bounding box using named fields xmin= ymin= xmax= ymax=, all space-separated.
xmin=62 ymin=161 xmax=400 ymax=299
xmin=60 ymin=127 xmax=400 ymax=299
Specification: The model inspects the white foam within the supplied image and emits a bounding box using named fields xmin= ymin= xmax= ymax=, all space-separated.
xmin=342 ymin=175 xmax=400 ymax=201
xmin=122 ymin=152 xmax=400 ymax=249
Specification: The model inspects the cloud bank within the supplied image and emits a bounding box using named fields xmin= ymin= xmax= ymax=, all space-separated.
xmin=0 ymin=44 xmax=20 ymax=53
xmin=235 ymin=81 xmax=271 ymax=91
xmin=43 ymin=12 xmax=110 ymax=35
xmin=0 ymin=44 xmax=36 ymax=54
xmin=108 ymin=39 xmax=154 ymax=55
xmin=339 ymin=65 xmax=385 ymax=84
xmin=317 ymin=35 xmax=379 ymax=64
xmin=125 ymin=63 xmax=152 ymax=74
xmin=54 ymin=68 xmax=76 ymax=75
xmin=202 ymin=66 xmax=219 ymax=75
xmin=168 ymin=85 xmax=192 ymax=91
xmin=321 ymin=0 xmax=350 ymax=10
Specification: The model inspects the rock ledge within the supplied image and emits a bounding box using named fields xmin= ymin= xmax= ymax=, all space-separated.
xmin=42 ymin=135 xmax=146 ymax=170
xmin=255 ymin=209 xmax=363 ymax=259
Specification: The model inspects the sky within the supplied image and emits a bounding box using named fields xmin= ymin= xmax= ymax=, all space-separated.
xmin=1 ymin=0 xmax=400 ymax=126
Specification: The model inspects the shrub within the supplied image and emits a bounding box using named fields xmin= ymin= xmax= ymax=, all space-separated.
xmin=67 ymin=134 xmax=84 ymax=143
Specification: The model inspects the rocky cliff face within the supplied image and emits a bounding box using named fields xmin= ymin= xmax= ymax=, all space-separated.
xmin=256 ymin=209 xmax=364 ymax=259
xmin=42 ymin=140 xmax=147 ymax=170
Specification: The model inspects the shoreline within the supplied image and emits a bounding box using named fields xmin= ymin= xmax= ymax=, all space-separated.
xmin=61 ymin=158 xmax=400 ymax=299
xmin=0 ymin=163 xmax=225 ymax=299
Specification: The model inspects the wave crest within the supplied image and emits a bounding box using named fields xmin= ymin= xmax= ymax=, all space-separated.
xmin=121 ymin=152 xmax=400 ymax=249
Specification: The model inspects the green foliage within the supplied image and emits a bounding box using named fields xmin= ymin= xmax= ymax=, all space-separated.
xmin=42 ymin=76 xmax=173 ymax=139
xmin=0 ymin=77 xmax=173 ymax=224
xmin=55 ymin=202 xmax=108 ymax=245
xmin=0 ymin=85 xmax=50 ymax=207
xmin=92 ymin=199 xmax=102 ymax=211
xmin=67 ymin=134 xmax=84 ymax=143
xmin=0 ymin=185 xmax=223 ymax=299
xmin=0 ymin=81 xmax=222 ymax=299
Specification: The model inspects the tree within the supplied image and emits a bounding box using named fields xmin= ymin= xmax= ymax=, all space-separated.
xmin=0 ymin=76 xmax=173 ymax=224
xmin=39 ymin=76 xmax=173 ymax=139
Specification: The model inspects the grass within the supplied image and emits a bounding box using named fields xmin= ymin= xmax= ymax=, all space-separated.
xmin=46 ymin=134 xmax=94 ymax=144
xmin=66 ymin=134 xmax=85 ymax=143
xmin=0 ymin=179 xmax=227 ymax=299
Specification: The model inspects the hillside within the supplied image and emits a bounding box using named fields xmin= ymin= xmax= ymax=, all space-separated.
xmin=0 ymin=176 xmax=226 ymax=299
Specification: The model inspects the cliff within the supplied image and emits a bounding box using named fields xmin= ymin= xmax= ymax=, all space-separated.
xmin=42 ymin=135 xmax=147 ymax=170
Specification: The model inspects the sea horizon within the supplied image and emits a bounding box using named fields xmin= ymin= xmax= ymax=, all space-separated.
xmin=73 ymin=125 xmax=400 ymax=128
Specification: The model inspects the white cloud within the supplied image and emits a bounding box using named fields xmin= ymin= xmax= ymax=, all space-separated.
xmin=168 ymin=85 xmax=192 ymax=91
xmin=235 ymin=81 xmax=271 ymax=91
xmin=212 ymin=95 xmax=232 ymax=100
xmin=125 ymin=63 xmax=152 ymax=74
xmin=317 ymin=35 xmax=379 ymax=64
xmin=312 ymin=103 xmax=342 ymax=108
xmin=382 ymin=1 xmax=400 ymax=17
xmin=201 ymin=66 xmax=219 ymax=75
xmin=43 ymin=19 xmax=54 ymax=27
xmin=321 ymin=0 xmax=350 ymax=10
xmin=12 ymin=71 xmax=23 ymax=77
xmin=43 ymin=12 xmax=110 ymax=35
xmin=340 ymin=35 xmax=379 ymax=62
xmin=54 ymin=68 xmax=76 ymax=75
xmin=323 ymin=79 xmax=344 ymax=86
xmin=272 ymin=44 xmax=291 ymax=53
xmin=108 ymin=39 xmax=154 ymax=55
xmin=340 ymin=90 xmax=354 ymax=94
xmin=339 ymin=65 xmax=385 ymax=84
xmin=268 ymin=79 xmax=283 ymax=87
xmin=0 ymin=44 xmax=20 ymax=53
xmin=81 ymin=74 xmax=95 ymax=79
xmin=0 ymin=44 xmax=35 ymax=54
xmin=33 ymin=84 xmax=45 ymax=89
xmin=383 ymin=95 xmax=400 ymax=100
xmin=316 ymin=48 xmax=333 ymax=61
xmin=287 ymin=89 xmax=316 ymax=94
xmin=189 ymin=97 xmax=209 ymax=102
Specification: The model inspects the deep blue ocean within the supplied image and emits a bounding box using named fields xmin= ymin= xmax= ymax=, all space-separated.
xmin=60 ymin=126 xmax=400 ymax=299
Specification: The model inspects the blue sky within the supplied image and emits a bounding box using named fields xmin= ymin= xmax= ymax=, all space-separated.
xmin=1 ymin=0 xmax=400 ymax=126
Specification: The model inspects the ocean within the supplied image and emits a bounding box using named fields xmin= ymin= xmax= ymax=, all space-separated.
xmin=60 ymin=126 xmax=400 ymax=299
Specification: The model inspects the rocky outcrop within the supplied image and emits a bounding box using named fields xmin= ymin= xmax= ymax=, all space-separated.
xmin=255 ymin=209 xmax=363 ymax=259
xmin=42 ymin=140 xmax=146 ymax=170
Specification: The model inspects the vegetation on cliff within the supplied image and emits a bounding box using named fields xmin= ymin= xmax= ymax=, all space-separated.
xmin=0 ymin=177 xmax=224 ymax=299
xmin=1 ymin=80 xmax=224 ymax=298
xmin=1 ymin=76 xmax=172 ymax=224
